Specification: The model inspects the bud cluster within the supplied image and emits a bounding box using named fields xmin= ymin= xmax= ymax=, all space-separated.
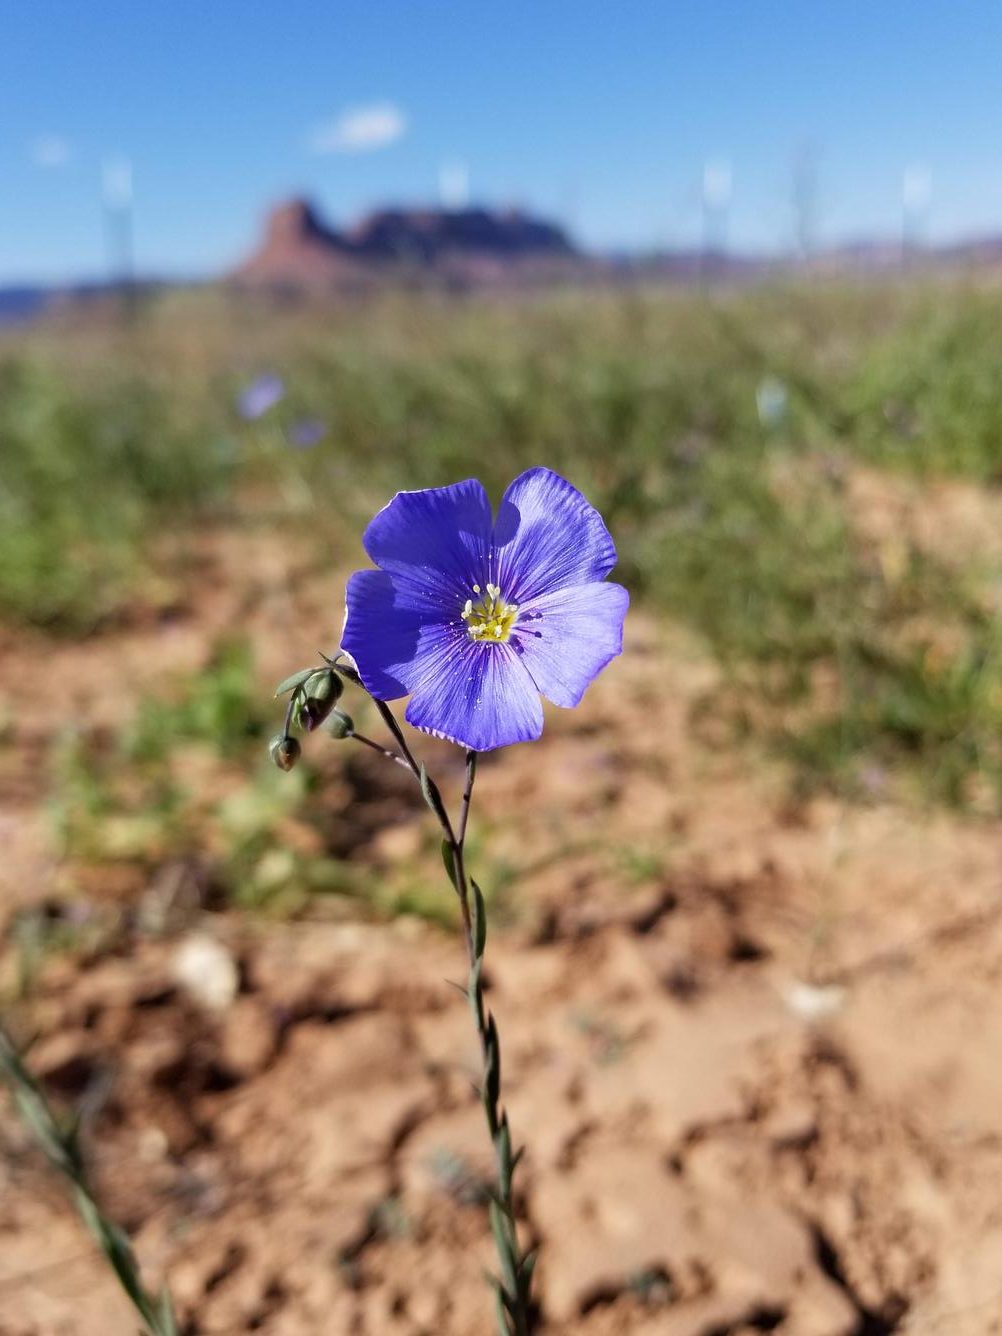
xmin=269 ymin=658 xmax=354 ymax=770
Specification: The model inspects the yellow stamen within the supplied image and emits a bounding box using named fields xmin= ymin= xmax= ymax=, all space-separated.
xmin=462 ymin=583 xmax=519 ymax=643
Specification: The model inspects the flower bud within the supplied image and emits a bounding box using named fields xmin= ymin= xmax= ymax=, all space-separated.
xmin=322 ymin=709 xmax=354 ymax=740
xmin=299 ymin=670 xmax=343 ymax=731
xmin=270 ymin=733 xmax=301 ymax=770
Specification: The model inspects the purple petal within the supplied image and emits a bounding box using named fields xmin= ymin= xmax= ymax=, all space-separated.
xmin=405 ymin=638 xmax=543 ymax=751
xmin=237 ymin=374 xmax=284 ymax=420
xmin=493 ymin=468 xmax=616 ymax=603
xmin=342 ymin=570 xmax=445 ymax=699
xmin=288 ymin=418 xmax=326 ymax=448
xmin=513 ymin=581 xmax=629 ymax=707
xmin=363 ymin=479 xmax=493 ymax=610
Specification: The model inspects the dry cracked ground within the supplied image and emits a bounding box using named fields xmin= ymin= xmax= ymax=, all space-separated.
xmin=2 ymin=513 xmax=1002 ymax=1335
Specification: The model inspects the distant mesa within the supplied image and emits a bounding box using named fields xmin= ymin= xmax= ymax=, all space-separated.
xmin=345 ymin=205 xmax=574 ymax=260
xmin=233 ymin=196 xmax=579 ymax=291
xmin=12 ymin=202 xmax=1002 ymax=328
xmin=234 ymin=199 xmax=364 ymax=289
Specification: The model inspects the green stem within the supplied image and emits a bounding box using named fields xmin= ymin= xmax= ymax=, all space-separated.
xmin=364 ymin=708 xmax=534 ymax=1334
xmin=348 ymin=728 xmax=412 ymax=772
xmin=372 ymin=699 xmax=428 ymax=790
xmin=452 ymin=751 xmax=532 ymax=1336
xmin=0 ymin=1025 xmax=177 ymax=1336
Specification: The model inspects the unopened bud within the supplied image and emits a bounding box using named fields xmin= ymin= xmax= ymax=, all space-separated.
xmin=322 ymin=709 xmax=354 ymax=740
xmin=299 ymin=670 xmax=343 ymax=731
xmin=270 ymin=733 xmax=301 ymax=770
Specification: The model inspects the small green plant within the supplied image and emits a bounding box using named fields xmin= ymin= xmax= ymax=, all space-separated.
xmin=0 ymin=1025 xmax=177 ymax=1335
xmin=51 ymin=640 xmax=316 ymax=908
xmin=268 ymin=466 xmax=635 ymax=1331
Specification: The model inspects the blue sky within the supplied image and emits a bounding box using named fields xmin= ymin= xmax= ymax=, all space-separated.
xmin=3 ymin=1 xmax=1002 ymax=282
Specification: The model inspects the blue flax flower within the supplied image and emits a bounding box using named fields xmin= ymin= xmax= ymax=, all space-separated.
xmin=342 ymin=468 xmax=628 ymax=751
xmin=236 ymin=373 xmax=284 ymax=421
xmin=288 ymin=418 xmax=326 ymax=448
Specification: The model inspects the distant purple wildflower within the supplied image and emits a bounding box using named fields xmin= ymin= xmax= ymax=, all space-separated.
xmin=236 ymin=374 xmax=284 ymax=421
xmin=341 ymin=468 xmax=628 ymax=751
xmin=288 ymin=418 xmax=326 ymax=448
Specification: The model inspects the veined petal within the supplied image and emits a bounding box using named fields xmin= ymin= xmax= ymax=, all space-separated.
xmin=513 ymin=581 xmax=629 ymax=707
xmin=405 ymin=639 xmax=543 ymax=751
xmin=343 ymin=569 xmax=452 ymax=699
xmin=363 ymin=478 xmax=493 ymax=610
xmin=493 ymin=467 xmax=617 ymax=603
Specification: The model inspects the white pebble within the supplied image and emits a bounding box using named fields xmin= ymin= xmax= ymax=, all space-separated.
xmin=171 ymin=934 xmax=239 ymax=1012
xmin=782 ymin=979 xmax=846 ymax=1022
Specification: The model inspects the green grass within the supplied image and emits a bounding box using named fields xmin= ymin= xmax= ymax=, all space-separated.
xmin=7 ymin=280 xmax=1002 ymax=809
xmin=51 ymin=640 xmax=318 ymax=910
xmin=0 ymin=354 xmax=232 ymax=628
xmin=844 ymin=291 xmax=1002 ymax=480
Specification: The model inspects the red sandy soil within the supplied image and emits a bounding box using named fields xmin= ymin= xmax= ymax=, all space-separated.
xmin=2 ymin=526 xmax=1002 ymax=1335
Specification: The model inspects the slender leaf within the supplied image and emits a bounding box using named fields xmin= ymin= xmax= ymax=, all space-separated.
xmin=489 ymin=1201 xmax=518 ymax=1297
xmin=495 ymin=1115 xmax=512 ymax=1188
xmin=419 ymin=764 xmax=450 ymax=827
xmin=273 ymin=667 xmax=315 ymax=697
xmin=471 ymin=879 xmax=488 ymax=957
xmin=441 ymin=839 xmax=459 ymax=890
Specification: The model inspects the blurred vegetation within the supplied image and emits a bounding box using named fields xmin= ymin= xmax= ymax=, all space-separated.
xmin=51 ymin=640 xmax=317 ymax=912
xmin=0 ymin=355 xmax=231 ymax=627
xmin=48 ymin=638 xmax=486 ymax=921
xmin=4 ymin=280 xmax=1002 ymax=810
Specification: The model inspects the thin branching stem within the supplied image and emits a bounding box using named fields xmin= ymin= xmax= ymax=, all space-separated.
xmin=372 ymin=700 xmax=428 ymax=789
xmin=452 ymin=751 xmax=478 ymax=971
xmin=348 ymin=730 xmax=412 ymax=771
xmin=370 ymin=708 xmax=534 ymax=1335
xmin=276 ymin=665 xmax=535 ymax=1330
xmin=457 ymin=748 xmax=476 ymax=848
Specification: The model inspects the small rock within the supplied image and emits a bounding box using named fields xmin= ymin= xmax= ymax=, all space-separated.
xmin=138 ymin=1126 xmax=170 ymax=1163
xmin=172 ymin=934 xmax=239 ymax=1011
xmin=782 ymin=980 xmax=846 ymax=1022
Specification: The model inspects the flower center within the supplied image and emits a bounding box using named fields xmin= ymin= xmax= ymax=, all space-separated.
xmin=461 ymin=583 xmax=520 ymax=642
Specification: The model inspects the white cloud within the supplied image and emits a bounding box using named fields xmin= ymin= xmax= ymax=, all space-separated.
xmin=31 ymin=134 xmax=70 ymax=168
xmin=308 ymin=102 xmax=407 ymax=155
